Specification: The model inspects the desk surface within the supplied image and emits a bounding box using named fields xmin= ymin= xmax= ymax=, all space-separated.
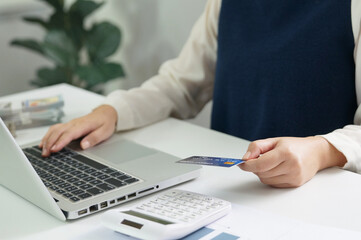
xmin=2 ymin=84 xmax=361 ymax=239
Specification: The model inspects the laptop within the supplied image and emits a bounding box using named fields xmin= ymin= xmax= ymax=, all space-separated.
xmin=0 ymin=118 xmax=201 ymax=220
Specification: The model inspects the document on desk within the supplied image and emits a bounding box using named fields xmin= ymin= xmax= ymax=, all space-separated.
xmin=71 ymin=203 xmax=361 ymax=240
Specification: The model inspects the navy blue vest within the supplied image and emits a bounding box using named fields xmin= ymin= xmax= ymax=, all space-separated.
xmin=211 ymin=0 xmax=357 ymax=141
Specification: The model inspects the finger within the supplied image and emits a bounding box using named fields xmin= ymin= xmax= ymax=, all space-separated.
xmin=243 ymin=138 xmax=279 ymax=160
xmin=42 ymin=125 xmax=71 ymax=156
xmin=80 ymin=125 xmax=113 ymax=149
xmin=39 ymin=124 xmax=63 ymax=149
xmin=49 ymin=121 xmax=101 ymax=152
xmin=255 ymin=161 xmax=289 ymax=178
xmin=240 ymin=149 xmax=284 ymax=173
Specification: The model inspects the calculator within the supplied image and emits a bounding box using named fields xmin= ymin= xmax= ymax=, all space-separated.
xmin=102 ymin=189 xmax=231 ymax=240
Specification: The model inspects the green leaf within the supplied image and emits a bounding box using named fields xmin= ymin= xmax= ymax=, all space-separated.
xmin=23 ymin=17 xmax=48 ymax=29
xmin=66 ymin=14 xmax=84 ymax=50
xmin=75 ymin=62 xmax=124 ymax=89
xmin=10 ymin=39 xmax=44 ymax=56
xmin=69 ymin=0 xmax=104 ymax=19
xmin=42 ymin=30 xmax=78 ymax=67
xmin=48 ymin=11 xmax=66 ymax=30
xmin=67 ymin=1 xmax=105 ymax=50
xmin=31 ymin=66 xmax=70 ymax=87
xmin=86 ymin=21 xmax=121 ymax=61
xmin=97 ymin=62 xmax=125 ymax=80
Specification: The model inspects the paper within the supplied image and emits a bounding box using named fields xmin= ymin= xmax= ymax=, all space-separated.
xmin=67 ymin=203 xmax=361 ymax=240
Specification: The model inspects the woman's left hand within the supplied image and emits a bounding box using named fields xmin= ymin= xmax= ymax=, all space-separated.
xmin=239 ymin=136 xmax=347 ymax=188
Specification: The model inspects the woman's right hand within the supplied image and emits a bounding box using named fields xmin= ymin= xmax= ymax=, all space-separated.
xmin=39 ymin=104 xmax=118 ymax=157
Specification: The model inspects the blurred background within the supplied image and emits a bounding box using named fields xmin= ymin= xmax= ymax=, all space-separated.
xmin=0 ymin=0 xmax=208 ymax=96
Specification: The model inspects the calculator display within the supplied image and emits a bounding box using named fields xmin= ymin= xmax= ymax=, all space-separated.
xmin=122 ymin=210 xmax=174 ymax=225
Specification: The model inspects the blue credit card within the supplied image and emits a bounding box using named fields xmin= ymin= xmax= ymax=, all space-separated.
xmin=177 ymin=156 xmax=244 ymax=167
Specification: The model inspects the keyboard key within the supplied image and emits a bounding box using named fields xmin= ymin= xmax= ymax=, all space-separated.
xmin=101 ymin=168 xmax=117 ymax=174
xmin=111 ymin=172 xmax=124 ymax=177
xmin=97 ymin=183 xmax=116 ymax=191
xmin=56 ymin=189 xmax=66 ymax=194
xmin=67 ymin=177 xmax=80 ymax=183
xmin=58 ymin=183 xmax=71 ymax=188
xmin=48 ymin=168 xmax=61 ymax=174
xmin=70 ymin=170 xmax=82 ymax=176
xmin=90 ymin=171 xmax=103 ymax=177
xmin=98 ymin=174 xmax=110 ymax=180
xmin=79 ymin=184 xmax=93 ymax=190
xmin=53 ymin=180 xmax=65 ymax=185
xmin=70 ymin=196 xmax=80 ymax=202
xmin=42 ymin=165 xmax=53 ymax=171
xmin=78 ymin=193 xmax=92 ymax=199
xmin=84 ymin=168 xmax=96 ymax=174
xmin=76 ymin=173 xmax=89 ymax=179
xmin=24 ymin=148 xmax=42 ymax=158
xmin=53 ymin=171 xmax=66 ymax=177
xmin=64 ymin=186 xmax=78 ymax=192
xmin=71 ymin=189 xmax=85 ymax=196
xmin=57 ymin=164 xmax=70 ymax=170
xmin=105 ymin=178 xmax=126 ymax=187
xmin=89 ymin=180 xmax=102 ymax=185
xmin=72 ymin=162 xmax=83 ymax=168
xmin=49 ymin=186 xmax=59 ymax=191
xmin=83 ymin=176 xmax=95 ymax=182
xmin=39 ymin=173 xmax=52 ymax=179
xmin=73 ymin=181 xmax=86 ymax=186
xmin=64 ymin=167 xmax=76 ymax=173
xmin=61 ymin=174 xmax=73 ymax=180
xmin=78 ymin=165 xmax=91 ymax=171
xmin=87 ymin=188 xmax=104 ymax=195
xmin=63 ymin=193 xmax=74 ymax=199
xmin=45 ymin=176 xmax=58 ymax=182
xmin=73 ymin=155 xmax=106 ymax=170
xmin=124 ymin=178 xmax=139 ymax=184
xmin=117 ymin=175 xmax=131 ymax=181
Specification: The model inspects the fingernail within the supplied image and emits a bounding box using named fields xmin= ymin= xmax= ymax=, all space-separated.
xmin=42 ymin=148 xmax=48 ymax=156
xmin=51 ymin=145 xmax=57 ymax=151
xmin=81 ymin=141 xmax=90 ymax=149
xmin=243 ymin=151 xmax=251 ymax=159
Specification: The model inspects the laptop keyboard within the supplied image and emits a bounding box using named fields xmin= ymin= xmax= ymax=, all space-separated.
xmin=23 ymin=146 xmax=140 ymax=202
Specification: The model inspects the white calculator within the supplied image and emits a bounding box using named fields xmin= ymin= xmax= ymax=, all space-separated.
xmin=102 ymin=189 xmax=231 ymax=240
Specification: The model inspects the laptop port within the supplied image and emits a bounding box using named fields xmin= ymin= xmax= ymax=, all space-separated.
xmin=138 ymin=187 xmax=154 ymax=195
xmin=110 ymin=200 xmax=115 ymax=205
xmin=128 ymin=192 xmax=136 ymax=199
xmin=89 ymin=204 xmax=98 ymax=212
xmin=100 ymin=201 xmax=108 ymax=209
xmin=117 ymin=196 xmax=126 ymax=202
xmin=78 ymin=209 xmax=87 ymax=216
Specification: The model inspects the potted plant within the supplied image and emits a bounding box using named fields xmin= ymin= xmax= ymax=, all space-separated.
xmin=11 ymin=0 xmax=125 ymax=93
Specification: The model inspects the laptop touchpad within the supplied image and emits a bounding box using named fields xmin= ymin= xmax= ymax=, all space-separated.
xmin=84 ymin=139 xmax=157 ymax=165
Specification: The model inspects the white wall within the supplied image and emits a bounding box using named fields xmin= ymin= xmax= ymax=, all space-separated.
xmin=0 ymin=0 xmax=208 ymax=96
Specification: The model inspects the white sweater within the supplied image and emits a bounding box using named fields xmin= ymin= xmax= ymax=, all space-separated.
xmin=104 ymin=0 xmax=361 ymax=173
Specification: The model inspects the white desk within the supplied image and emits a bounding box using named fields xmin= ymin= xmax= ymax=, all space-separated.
xmin=2 ymin=84 xmax=361 ymax=239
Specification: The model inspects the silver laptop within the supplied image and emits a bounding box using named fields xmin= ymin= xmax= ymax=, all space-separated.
xmin=0 ymin=118 xmax=201 ymax=220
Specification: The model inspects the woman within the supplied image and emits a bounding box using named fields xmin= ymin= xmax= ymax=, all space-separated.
xmin=40 ymin=0 xmax=361 ymax=188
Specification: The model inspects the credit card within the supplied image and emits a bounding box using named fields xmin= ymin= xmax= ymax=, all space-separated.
xmin=177 ymin=156 xmax=244 ymax=167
